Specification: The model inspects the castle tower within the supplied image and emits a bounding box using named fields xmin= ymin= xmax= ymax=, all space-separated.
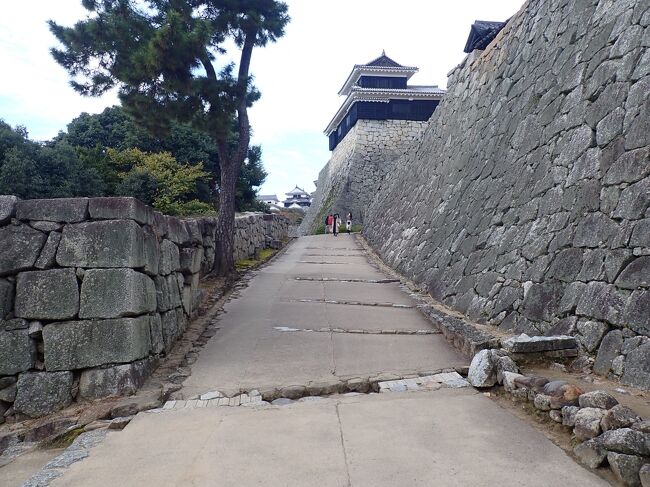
xmin=325 ymin=52 xmax=445 ymax=150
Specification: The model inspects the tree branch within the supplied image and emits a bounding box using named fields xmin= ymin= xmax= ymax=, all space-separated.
xmin=200 ymin=51 xmax=217 ymax=81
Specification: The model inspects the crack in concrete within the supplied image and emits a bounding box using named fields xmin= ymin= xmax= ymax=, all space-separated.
xmin=294 ymin=277 xmax=400 ymax=284
xmin=272 ymin=326 xmax=440 ymax=335
xmin=288 ymin=298 xmax=413 ymax=309
xmin=335 ymin=402 xmax=353 ymax=487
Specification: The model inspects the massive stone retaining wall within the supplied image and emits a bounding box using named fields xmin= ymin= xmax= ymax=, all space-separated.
xmin=299 ymin=119 xmax=428 ymax=234
xmin=0 ymin=196 xmax=287 ymax=418
xmin=364 ymin=0 xmax=650 ymax=389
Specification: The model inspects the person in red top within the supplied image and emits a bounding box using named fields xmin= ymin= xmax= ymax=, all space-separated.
xmin=326 ymin=214 xmax=333 ymax=234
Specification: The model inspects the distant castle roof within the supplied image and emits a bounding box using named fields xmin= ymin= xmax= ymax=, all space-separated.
xmin=364 ymin=52 xmax=404 ymax=68
xmin=464 ymin=20 xmax=508 ymax=53
xmin=285 ymin=186 xmax=308 ymax=196
xmin=257 ymin=194 xmax=279 ymax=202
xmin=338 ymin=51 xmax=419 ymax=96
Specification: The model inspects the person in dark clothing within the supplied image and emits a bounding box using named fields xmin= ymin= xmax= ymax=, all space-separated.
xmin=333 ymin=213 xmax=340 ymax=236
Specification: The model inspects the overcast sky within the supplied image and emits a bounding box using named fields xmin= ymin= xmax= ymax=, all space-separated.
xmin=0 ymin=0 xmax=524 ymax=199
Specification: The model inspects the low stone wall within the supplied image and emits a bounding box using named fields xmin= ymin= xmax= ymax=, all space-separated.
xmin=299 ymin=119 xmax=428 ymax=234
xmin=0 ymin=196 xmax=287 ymax=418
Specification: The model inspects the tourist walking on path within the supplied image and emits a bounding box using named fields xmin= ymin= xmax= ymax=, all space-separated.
xmin=324 ymin=214 xmax=331 ymax=234
xmin=326 ymin=214 xmax=333 ymax=234
xmin=333 ymin=214 xmax=340 ymax=237
xmin=346 ymin=212 xmax=352 ymax=233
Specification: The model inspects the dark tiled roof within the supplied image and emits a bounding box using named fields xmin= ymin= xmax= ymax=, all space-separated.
xmin=365 ymin=53 xmax=403 ymax=68
xmin=464 ymin=20 xmax=507 ymax=53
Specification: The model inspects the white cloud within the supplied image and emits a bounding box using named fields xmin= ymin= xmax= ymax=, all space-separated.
xmin=0 ymin=0 xmax=525 ymax=196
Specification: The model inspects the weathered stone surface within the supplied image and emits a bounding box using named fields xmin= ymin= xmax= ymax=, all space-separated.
xmin=640 ymin=464 xmax=650 ymax=487
xmin=622 ymin=343 xmax=650 ymax=390
xmin=0 ymin=278 xmax=13 ymax=319
xmin=594 ymin=330 xmax=624 ymax=376
xmin=88 ymin=197 xmax=153 ymax=225
xmin=0 ymin=195 xmax=18 ymax=224
xmin=495 ymin=355 xmax=519 ymax=384
xmin=179 ymin=247 xmax=203 ymax=275
xmin=0 ymin=224 xmax=47 ymax=276
xmin=608 ymin=452 xmax=647 ymax=487
xmin=16 ymin=198 xmax=88 ymax=223
xmin=57 ymin=219 xmax=145 ymax=268
xmin=15 ymin=268 xmax=79 ymax=320
xmin=467 ymin=349 xmax=496 ymax=388
xmin=601 ymin=428 xmax=650 ymax=457
xmin=0 ymin=383 xmax=16 ymax=402
xmin=562 ymin=405 xmax=580 ymax=427
xmin=618 ymin=257 xmax=650 ymax=289
xmin=545 ymin=382 xmax=583 ymax=409
xmin=0 ymin=328 xmax=37 ymax=374
xmin=43 ymin=317 xmax=152 ymax=370
xmin=579 ymin=390 xmax=619 ymax=410
xmin=79 ymin=358 xmax=156 ymax=399
xmin=576 ymin=282 xmax=625 ymax=323
xmin=574 ymin=438 xmax=607 ymax=469
xmin=79 ymin=269 xmax=156 ymax=319
xmin=501 ymin=371 xmax=523 ymax=392
xmin=602 ymin=405 xmax=642 ymax=432
xmin=13 ymin=371 xmax=73 ymax=417
xmin=574 ymin=407 xmax=606 ymax=440
xmin=149 ymin=314 xmax=164 ymax=354
xmin=533 ymin=394 xmax=552 ymax=411
xmin=29 ymin=220 xmax=62 ymax=232
xmin=143 ymin=226 xmax=160 ymax=276
xmin=623 ymin=291 xmax=650 ymax=337
xmin=503 ymin=334 xmax=577 ymax=353
xmin=166 ymin=217 xmax=191 ymax=245
xmin=34 ymin=232 xmax=62 ymax=270
xmin=159 ymin=239 xmax=180 ymax=276
xmin=577 ymin=320 xmax=609 ymax=352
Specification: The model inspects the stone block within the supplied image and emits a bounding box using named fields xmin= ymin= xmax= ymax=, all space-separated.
xmin=149 ymin=314 xmax=164 ymax=354
xmin=158 ymin=239 xmax=180 ymax=275
xmin=0 ymin=328 xmax=36 ymax=375
xmin=161 ymin=309 xmax=179 ymax=351
xmin=622 ymin=343 xmax=650 ymax=390
xmin=43 ymin=317 xmax=152 ymax=371
xmin=0 ymin=278 xmax=13 ymax=319
xmin=601 ymin=428 xmax=650 ymax=456
xmin=29 ymin=220 xmax=62 ymax=232
xmin=594 ymin=330 xmax=624 ymax=376
xmin=143 ymin=226 xmax=159 ymax=276
xmin=618 ymin=257 xmax=650 ymax=289
xmin=574 ymin=407 xmax=606 ymax=440
xmin=34 ymin=232 xmax=62 ymax=270
xmin=467 ymin=349 xmax=496 ymax=387
xmin=576 ymin=282 xmax=625 ymax=323
xmin=577 ymin=320 xmax=609 ymax=352
xmin=608 ymin=452 xmax=647 ymax=487
xmin=166 ymin=217 xmax=190 ymax=245
xmin=13 ymin=371 xmax=73 ymax=418
xmin=179 ymin=247 xmax=203 ymax=275
xmin=16 ymin=198 xmax=88 ymax=223
xmin=574 ymin=439 xmax=607 ymax=469
xmin=579 ymin=390 xmax=618 ymax=409
xmin=0 ymin=195 xmax=18 ymax=224
xmin=623 ymin=291 xmax=650 ymax=337
xmin=602 ymin=405 xmax=642 ymax=431
xmin=79 ymin=357 xmax=156 ymax=399
xmin=0 ymin=224 xmax=47 ymax=276
xmin=502 ymin=334 xmax=577 ymax=353
xmin=15 ymin=269 xmax=79 ymax=320
xmin=640 ymin=464 xmax=650 ymax=487
xmin=520 ymin=282 xmax=564 ymax=322
xmin=88 ymin=197 xmax=153 ymax=225
xmin=57 ymin=219 xmax=145 ymax=268
xmin=79 ymin=269 xmax=156 ymax=319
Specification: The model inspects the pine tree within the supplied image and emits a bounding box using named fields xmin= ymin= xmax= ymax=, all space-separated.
xmin=49 ymin=0 xmax=289 ymax=274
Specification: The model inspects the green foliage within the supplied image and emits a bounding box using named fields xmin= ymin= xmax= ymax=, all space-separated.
xmin=236 ymin=145 xmax=268 ymax=211
xmin=106 ymin=148 xmax=213 ymax=216
xmin=0 ymin=121 xmax=104 ymax=199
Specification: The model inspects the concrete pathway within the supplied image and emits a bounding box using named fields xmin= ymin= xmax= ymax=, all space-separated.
xmin=41 ymin=235 xmax=607 ymax=486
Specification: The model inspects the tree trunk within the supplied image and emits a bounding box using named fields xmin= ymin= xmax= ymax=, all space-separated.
xmin=214 ymin=155 xmax=238 ymax=275
xmin=212 ymin=29 xmax=256 ymax=276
